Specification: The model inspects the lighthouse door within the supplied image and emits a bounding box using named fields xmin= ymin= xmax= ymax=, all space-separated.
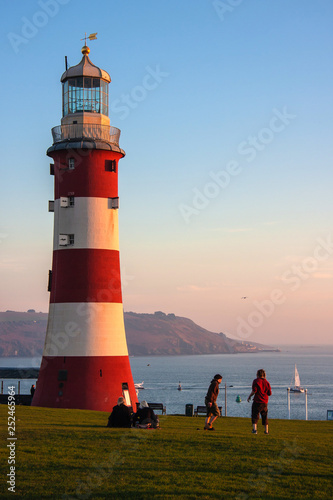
xmin=122 ymin=383 xmax=131 ymax=406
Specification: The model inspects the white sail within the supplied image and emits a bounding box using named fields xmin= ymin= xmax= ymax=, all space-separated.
xmin=290 ymin=364 xmax=304 ymax=392
xmin=294 ymin=365 xmax=301 ymax=387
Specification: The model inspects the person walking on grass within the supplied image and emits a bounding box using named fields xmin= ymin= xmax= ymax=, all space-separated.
xmin=247 ymin=369 xmax=272 ymax=435
xmin=204 ymin=373 xmax=223 ymax=430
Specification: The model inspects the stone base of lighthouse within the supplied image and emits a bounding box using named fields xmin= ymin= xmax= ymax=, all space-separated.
xmin=32 ymin=355 xmax=137 ymax=411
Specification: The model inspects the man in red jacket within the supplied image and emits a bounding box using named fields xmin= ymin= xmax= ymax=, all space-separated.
xmin=247 ymin=369 xmax=272 ymax=435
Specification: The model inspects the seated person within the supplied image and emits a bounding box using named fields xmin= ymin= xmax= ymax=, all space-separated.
xmin=133 ymin=400 xmax=159 ymax=428
xmin=107 ymin=397 xmax=132 ymax=428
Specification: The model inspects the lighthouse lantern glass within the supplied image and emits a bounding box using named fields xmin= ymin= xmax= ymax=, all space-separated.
xmin=63 ymin=77 xmax=108 ymax=117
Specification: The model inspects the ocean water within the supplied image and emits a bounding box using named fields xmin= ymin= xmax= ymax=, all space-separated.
xmin=1 ymin=346 xmax=332 ymax=421
xmin=130 ymin=347 xmax=333 ymax=421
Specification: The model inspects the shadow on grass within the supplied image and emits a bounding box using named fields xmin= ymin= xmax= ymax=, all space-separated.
xmin=50 ymin=423 xmax=107 ymax=429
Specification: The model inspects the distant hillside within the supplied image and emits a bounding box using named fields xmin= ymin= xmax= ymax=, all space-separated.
xmin=0 ymin=311 xmax=47 ymax=357
xmin=0 ymin=310 xmax=278 ymax=357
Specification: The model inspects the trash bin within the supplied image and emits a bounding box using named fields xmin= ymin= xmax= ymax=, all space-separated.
xmin=185 ymin=403 xmax=194 ymax=417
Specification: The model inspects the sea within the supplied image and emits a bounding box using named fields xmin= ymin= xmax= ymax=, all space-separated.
xmin=1 ymin=345 xmax=332 ymax=421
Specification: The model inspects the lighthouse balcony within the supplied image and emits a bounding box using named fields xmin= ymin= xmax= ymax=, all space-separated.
xmin=51 ymin=124 xmax=121 ymax=146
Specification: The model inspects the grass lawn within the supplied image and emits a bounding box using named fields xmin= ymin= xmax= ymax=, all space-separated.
xmin=1 ymin=405 xmax=332 ymax=499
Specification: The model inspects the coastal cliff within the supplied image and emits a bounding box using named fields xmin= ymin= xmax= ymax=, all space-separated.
xmin=0 ymin=310 xmax=278 ymax=357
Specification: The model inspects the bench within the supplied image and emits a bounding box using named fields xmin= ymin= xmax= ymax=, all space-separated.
xmin=148 ymin=403 xmax=166 ymax=415
xmin=0 ymin=394 xmax=32 ymax=406
xmin=194 ymin=405 xmax=222 ymax=417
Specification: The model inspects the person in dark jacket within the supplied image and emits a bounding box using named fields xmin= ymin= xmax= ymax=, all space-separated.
xmin=133 ymin=401 xmax=159 ymax=428
xmin=107 ymin=397 xmax=132 ymax=428
xmin=204 ymin=374 xmax=222 ymax=430
xmin=247 ymin=369 xmax=272 ymax=435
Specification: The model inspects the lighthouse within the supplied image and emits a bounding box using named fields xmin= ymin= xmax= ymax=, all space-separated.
xmin=32 ymin=44 xmax=138 ymax=412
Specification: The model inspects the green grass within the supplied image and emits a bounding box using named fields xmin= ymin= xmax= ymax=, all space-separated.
xmin=1 ymin=406 xmax=332 ymax=499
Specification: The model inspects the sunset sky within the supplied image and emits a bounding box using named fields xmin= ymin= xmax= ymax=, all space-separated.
xmin=1 ymin=1 xmax=332 ymax=345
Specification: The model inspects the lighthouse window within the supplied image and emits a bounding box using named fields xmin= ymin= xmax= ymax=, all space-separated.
xmin=100 ymin=80 xmax=108 ymax=116
xmin=58 ymin=370 xmax=67 ymax=381
xmin=122 ymin=383 xmax=131 ymax=406
xmin=69 ymin=196 xmax=75 ymax=206
xmin=60 ymin=197 xmax=69 ymax=208
xmin=48 ymin=270 xmax=52 ymax=292
xmin=59 ymin=234 xmax=74 ymax=246
xmin=63 ymin=80 xmax=68 ymax=116
xmin=68 ymin=158 xmax=75 ymax=169
xmin=108 ymin=197 xmax=119 ymax=209
xmin=63 ymin=77 xmax=109 ymax=116
xmin=105 ymin=160 xmax=116 ymax=172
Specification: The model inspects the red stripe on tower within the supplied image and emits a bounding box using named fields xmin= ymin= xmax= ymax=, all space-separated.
xmin=50 ymin=249 xmax=123 ymax=304
xmin=32 ymin=44 xmax=138 ymax=412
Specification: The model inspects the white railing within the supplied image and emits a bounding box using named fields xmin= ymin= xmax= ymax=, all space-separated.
xmin=51 ymin=124 xmax=121 ymax=146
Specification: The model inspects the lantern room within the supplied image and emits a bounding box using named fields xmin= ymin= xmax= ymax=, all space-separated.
xmin=60 ymin=45 xmax=111 ymax=128
xmin=62 ymin=76 xmax=108 ymax=116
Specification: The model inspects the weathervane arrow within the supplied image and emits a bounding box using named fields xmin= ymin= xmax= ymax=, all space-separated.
xmin=81 ymin=32 xmax=98 ymax=45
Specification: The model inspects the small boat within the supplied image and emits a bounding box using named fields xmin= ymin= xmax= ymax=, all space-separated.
xmin=290 ymin=365 xmax=304 ymax=393
xmin=134 ymin=381 xmax=145 ymax=390
xmin=177 ymin=382 xmax=182 ymax=391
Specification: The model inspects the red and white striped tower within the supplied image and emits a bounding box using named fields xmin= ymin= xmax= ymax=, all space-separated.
xmin=32 ymin=44 xmax=138 ymax=411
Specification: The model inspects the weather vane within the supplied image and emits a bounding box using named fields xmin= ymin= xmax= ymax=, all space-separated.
xmin=81 ymin=32 xmax=98 ymax=45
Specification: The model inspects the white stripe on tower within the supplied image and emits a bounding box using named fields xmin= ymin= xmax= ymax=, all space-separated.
xmin=53 ymin=197 xmax=119 ymax=250
xmin=44 ymin=303 xmax=128 ymax=357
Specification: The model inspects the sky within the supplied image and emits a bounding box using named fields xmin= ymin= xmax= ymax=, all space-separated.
xmin=1 ymin=0 xmax=332 ymax=345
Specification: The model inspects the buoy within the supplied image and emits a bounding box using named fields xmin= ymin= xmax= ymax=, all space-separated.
xmin=236 ymin=395 xmax=242 ymax=403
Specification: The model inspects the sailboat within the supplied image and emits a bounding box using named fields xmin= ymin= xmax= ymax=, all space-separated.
xmin=290 ymin=364 xmax=304 ymax=393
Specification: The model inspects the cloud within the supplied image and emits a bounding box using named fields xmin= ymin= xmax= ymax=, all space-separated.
xmin=0 ymin=232 xmax=9 ymax=242
xmin=0 ymin=259 xmax=24 ymax=271
xmin=211 ymin=227 xmax=253 ymax=233
xmin=262 ymin=221 xmax=281 ymax=226
xmin=176 ymin=284 xmax=215 ymax=292
xmin=312 ymin=273 xmax=333 ymax=279
xmin=211 ymin=222 xmax=281 ymax=233
xmin=0 ymin=259 xmax=17 ymax=269
xmin=282 ymin=255 xmax=305 ymax=264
